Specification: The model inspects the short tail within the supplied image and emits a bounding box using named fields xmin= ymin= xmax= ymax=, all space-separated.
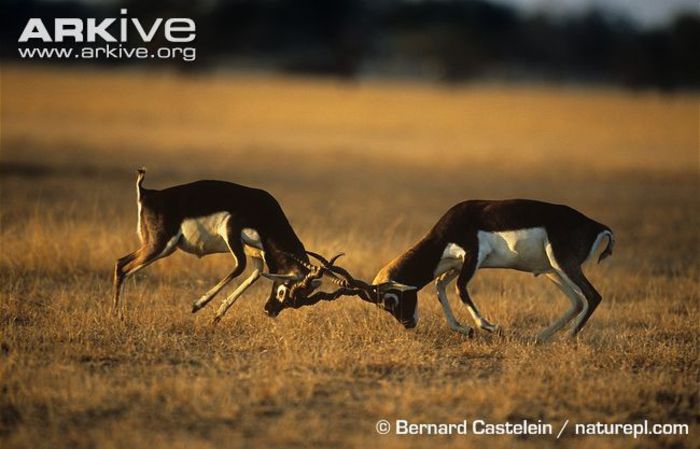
xmin=597 ymin=229 xmax=614 ymax=263
xmin=136 ymin=167 xmax=146 ymax=189
xmin=136 ymin=167 xmax=146 ymax=199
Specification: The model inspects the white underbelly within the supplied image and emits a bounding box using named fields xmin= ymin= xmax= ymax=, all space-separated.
xmin=478 ymin=228 xmax=552 ymax=272
xmin=177 ymin=212 xmax=264 ymax=258
xmin=434 ymin=227 xmax=553 ymax=277
xmin=179 ymin=212 xmax=231 ymax=256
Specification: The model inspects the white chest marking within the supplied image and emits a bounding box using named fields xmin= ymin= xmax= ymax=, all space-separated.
xmin=241 ymin=228 xmax=263 ymax=250
xmin=433 ymin=243 xmax=466 ymax=277
xmin=434 ymin=227 xmax=554 ymax=277
xmin=241 ymin=227 xmax=265 ymax=260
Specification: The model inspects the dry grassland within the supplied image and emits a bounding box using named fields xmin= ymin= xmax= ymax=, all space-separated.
xmin=1 ymin=65 xmax=698 ymax=449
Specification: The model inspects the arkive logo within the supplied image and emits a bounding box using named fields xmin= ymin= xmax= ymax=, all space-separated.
xmin=17 ymin=9 xmax=197 ymax=62
xmin=19 ymin=8 xmax=195 ymax=43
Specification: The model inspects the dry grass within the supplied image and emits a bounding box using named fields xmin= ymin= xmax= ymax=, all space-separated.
xmin=1 ymin=65 xmax=698 ymax=449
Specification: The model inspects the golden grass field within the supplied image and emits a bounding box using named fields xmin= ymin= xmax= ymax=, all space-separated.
xmin=1 ymin=65 xmax=698 ymax=449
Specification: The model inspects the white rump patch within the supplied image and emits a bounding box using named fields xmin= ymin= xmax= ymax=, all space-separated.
xmin=136 ymin=200 xmax=144 ymax=242
xmin=586 ymin=230 xmax=612 ymax=264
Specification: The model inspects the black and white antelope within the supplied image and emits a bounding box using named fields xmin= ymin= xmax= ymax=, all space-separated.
xmin=113 ymin=169 xmax=340 ymax=321
xmin=302 ymin=199 xmax=614 ymax=341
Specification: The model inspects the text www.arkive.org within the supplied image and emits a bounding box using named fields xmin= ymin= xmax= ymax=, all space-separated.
xmin=17 ymin=45 xmax=196 ymax=62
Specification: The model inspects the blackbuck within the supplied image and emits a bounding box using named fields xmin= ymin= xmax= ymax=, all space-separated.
xmin=296 ymin=199 xmax=614 ymax=341
xmin=113 ymin=169 xmax=342 ymax=321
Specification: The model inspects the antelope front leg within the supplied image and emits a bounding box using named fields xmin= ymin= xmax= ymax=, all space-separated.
xmin=212 ymin=257 xmax=264 ymax=323
xmin=536 ymin=272 xmax=584 ymax=342
xmin=193 ymin=232 xmax=248 ymax=313
xmin=455 ymin=251 xmax=499 ymax=333
xmin=436 ymin=270 xmax=474 ymax=337
xmin=192 ymin=270 xmax=238 ymax=313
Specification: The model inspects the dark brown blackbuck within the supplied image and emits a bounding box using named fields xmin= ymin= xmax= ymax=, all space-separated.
xmin=297 ymin=199 xmax=614 ymax=342
xmin=113 ymin=169 xmax=343 ymax=321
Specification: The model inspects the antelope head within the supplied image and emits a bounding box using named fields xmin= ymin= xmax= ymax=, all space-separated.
xmin=259 ymin=251 xmax=346 ymax=317
xmin=280 ymin=251 xmax=419 ymax=328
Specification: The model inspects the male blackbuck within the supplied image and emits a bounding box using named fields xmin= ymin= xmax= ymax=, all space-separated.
xmin=113 ymin=169 xmax=341 ymax=321
xmin=301 ymin=199 xmax=614 ymax=341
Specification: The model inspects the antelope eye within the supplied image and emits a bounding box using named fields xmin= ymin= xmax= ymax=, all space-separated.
xmin=276 ymin=285 xmax=288 ymax=301
xmin=383 ymin=293 xmax=399 ymax=309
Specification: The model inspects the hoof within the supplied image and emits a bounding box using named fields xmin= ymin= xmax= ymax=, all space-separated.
xmin=490 ymin=324 xmax=504 ymax=337
xmin=480 ymin=321 xmax=500 ymax=333
xmin=192 ymin=298 xmax=208 ymax=314
xmin=455 ymin=326 xmax=474 ymax=338
xmin=535 ymin=333 xmax=551 ymax=345
xmin=212 ymin=315 xmax=222 ymax=324
xmin=567 ymin=331 xmax=582 ymax=342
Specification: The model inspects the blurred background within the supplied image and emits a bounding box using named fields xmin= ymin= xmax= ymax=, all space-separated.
xmin=2 ymin=0 xmax=699 ymax=88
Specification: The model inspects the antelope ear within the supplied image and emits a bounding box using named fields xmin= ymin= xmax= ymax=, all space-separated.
xmin=376 ymin=281 xmax=417 ymax=293
xmin=261 ymin=272 xmax=303 ymax=282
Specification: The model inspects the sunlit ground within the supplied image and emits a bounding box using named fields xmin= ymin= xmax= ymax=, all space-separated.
xmin=1 ymin=65 xmax=698 ymax=449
